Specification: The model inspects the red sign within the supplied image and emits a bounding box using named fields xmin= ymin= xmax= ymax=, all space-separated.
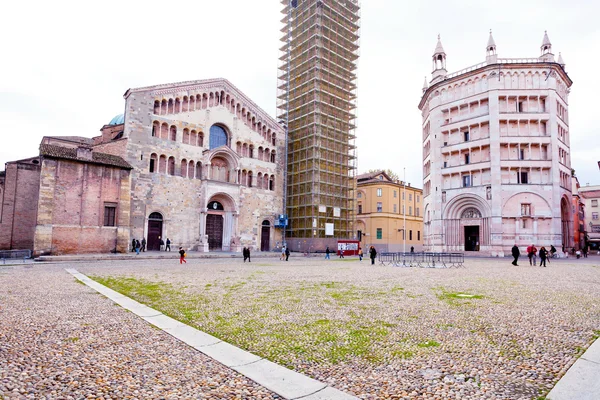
xmin=337 ymin=240 xmax=360 ymax=256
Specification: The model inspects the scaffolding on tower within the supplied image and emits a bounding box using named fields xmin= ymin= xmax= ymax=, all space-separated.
xmin=277 ymin=0 xmax=361 ymax=243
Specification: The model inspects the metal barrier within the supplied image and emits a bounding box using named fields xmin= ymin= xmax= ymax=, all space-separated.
xmin=378 ymin=252 xmax=465 ymax=268
xmin=0 ymin=249 xmax=32 ymax=264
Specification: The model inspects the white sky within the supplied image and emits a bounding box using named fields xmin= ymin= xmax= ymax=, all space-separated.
xmin=1 ymin=0 xmax=599 ymax=188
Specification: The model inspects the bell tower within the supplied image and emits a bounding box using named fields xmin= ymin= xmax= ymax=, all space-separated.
xmin=431 ymin=35 xmax=447 ymax=84
xmin=486 ymin=30 xmax=497 ymax=64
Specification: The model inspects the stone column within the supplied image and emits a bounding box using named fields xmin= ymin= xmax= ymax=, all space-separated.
xmin=223 ymin=212 xmax=233 ymax=251
xmin=199 ymin=209 xmax=209 ymax=252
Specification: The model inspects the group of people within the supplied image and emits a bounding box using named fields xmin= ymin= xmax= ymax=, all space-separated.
xmin=243 ymin=247 xmax=252 ymax=262
xmin=324 ymin=246 xmax=378 ymax=264
xmin=280 ymin=246 xmax=290 ymax=261
xmin=511 ymin=244 xmax=557 ymax=267
xmin=130 ymin=238 xmax=146 ymax=254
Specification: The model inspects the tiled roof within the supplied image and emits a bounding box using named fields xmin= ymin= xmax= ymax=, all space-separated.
xmin=39 ymin=144 xmax=132 ymax=169
xmin=46 ymin=136 xmax=96 ymax=145
xmin=356 ymin=170 xmax=384 ymax=181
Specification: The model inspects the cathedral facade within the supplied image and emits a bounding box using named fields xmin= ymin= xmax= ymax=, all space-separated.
xmin=0 ymin=78 xmax=285 ymax=255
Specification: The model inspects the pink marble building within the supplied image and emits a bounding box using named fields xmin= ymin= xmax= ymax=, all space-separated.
xmin=419 ymin=32 xmax=573 ymax=256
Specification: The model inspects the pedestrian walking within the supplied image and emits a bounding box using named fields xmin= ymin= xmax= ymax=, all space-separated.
xmin=369 ymin=246 xmax=377 ymax=265
xmin=243 ymin=247 xmax=248 ymax=262
xmin=131 ymin=239 xmax=136 ymax=252
xmin=135 ymin=239 xmax=141 ymax=255
xmin=141 ymin=238 xmax=146 ymax=252
xmin=325 ymin=246 xmax=331 ymax=260
xmin=280 ymin=246 xmax=286 ymax=261
xmin=410 ymin=246 xmax=414 ymax=254
xmin=159 ymin=236 xmax=165 ymax=251
xmin=511 ymin=244 xmax=520 ymax=266
xmin=582 ymin=245 xmax=588 ymax=258
xmin=166 ymin=238 xmax=171 ymax=251
xmin=285 ymin=247 xmax=290 ymax=261
xmin=179 ymin=247 xmax=187 ymax=264
xmin=358 ymin=247 xmax=363 ymax=261
xmin=539 ymin=246 xmax=548 ymax=267
xmin=339 ymin=249 xmax=344 ymax=258
xmin=526 ymin=244 xmax=537 ymax=266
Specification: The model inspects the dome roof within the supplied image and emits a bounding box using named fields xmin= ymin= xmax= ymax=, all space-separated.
xmin=108 ymin=114 xmax=124 ymax=125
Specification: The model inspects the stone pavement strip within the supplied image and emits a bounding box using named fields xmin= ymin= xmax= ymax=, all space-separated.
xmin=547 ymin=337 xmax=600 ymax=400
xmin=66 ymin=268 xmax=358 ymax=400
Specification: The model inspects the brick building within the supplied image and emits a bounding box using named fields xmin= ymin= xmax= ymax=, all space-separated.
xmin=0 ymin=78 xmax=285 ymax=255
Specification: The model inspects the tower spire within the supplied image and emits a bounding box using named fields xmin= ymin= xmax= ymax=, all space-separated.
xmin=486 ymin=29 xmax=497 ymax=64
xmin=539 ymin=30 xmax=554 ymax=62
xmin=422 ymin=76 xmax=429 ymax=93
xmin=431 ymin=34 xmax=447 ymax=83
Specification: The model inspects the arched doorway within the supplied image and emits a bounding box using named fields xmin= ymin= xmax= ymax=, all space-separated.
xmin=561 ymin=197 xmax=570 ymax=252
xmin=261 ymin=220 xmax=271 ymax=251
xmin=147 ymin=212 xmax=163 ymax=251
xmin=206 ymin=201 xmax=224 ymax=250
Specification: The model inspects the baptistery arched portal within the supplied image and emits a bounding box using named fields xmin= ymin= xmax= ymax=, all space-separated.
xmin=443 ymin=194 xmax=491 ymax=252
xmin=204 ymin=194 xmax=237 ymax=252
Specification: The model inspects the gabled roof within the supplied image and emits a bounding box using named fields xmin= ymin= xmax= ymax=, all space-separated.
xmin=356 ymin=170 xmax=392 ymax=183
xmin=39 ymin=144 xmax=132 ymax=169
xmin=123 ymin=78 xmax=282 ymax=132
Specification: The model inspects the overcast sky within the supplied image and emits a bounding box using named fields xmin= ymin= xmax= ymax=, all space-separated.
xmin=1 ymin=0 xmax=599 ymax=188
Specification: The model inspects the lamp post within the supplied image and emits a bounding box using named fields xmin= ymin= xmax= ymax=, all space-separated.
xmin=403 ymin=167 xmax=406 ymax=254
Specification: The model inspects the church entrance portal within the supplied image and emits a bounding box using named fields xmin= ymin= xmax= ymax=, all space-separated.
xmin=261 ymin=220 xmax=271 ymax=251
xmin=206 ymin=214 xmax=224 ymax=250
xmin=464 ymin=226 xmax=479 ymax=251
xmin=147 ymin=212 xmax=163 ymax=251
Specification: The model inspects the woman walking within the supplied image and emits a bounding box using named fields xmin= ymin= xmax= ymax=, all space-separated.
xmin=369 ymin=246 xmax=377 ymax=265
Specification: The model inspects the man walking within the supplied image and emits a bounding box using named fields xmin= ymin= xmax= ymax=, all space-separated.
xmin=511 ymin=244 xmax=520 ymax=266
xmin=325 ymin=246 xmax=331 ymax=260
xmin=141 ymin=238 xmax=146 ymax=252
xmin=526 ymin=244 xmax=537 ymax=266
xmin=166 ymin=238 xmax=171 ymax=251
xmin=285 ymin=247 xmax=290 ymax=261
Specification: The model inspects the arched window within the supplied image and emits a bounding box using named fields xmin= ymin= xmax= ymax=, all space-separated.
xmin=195 ymin=162 xmax=202 ymax=180
xmin=168 ymin=157 xmax=175 ymax=175
xmin=182 ymin=96 xmax=188 ymax=112
xmin=161 ymin=123 xmax=168 ymax=140
xmin=209 ymin=124 xmax=228 ymax=149
xmin=242 ymin=143 xmax=248 ymax=157
xmin=149 ymin=212 xmax=163 ymax=220
xmin=191 ymin=130 xmax=197 ymax=146
xmin=159 ymin=155 xmax=167 ymax=173
xmin=175 ymin=98 xmax=181 ymax=113
xmin=272 ymin=133 xmax=276 ymax=146
xmin=161 ymin=99 xmax=167 ymax=115
xmin=188 ymin=160 xmax=195 ymax=179
xmin=207 ymin=201 xmax=224 ymax=211
xmin=263 ymin=174 xmax=269 ymax=190
xmin=257 ymin=173 xmax=263 ymax=188
xmin=249 ymin=145 xmax=254 ymax=159
xmin=248 ymin=171 xmax=253 ymax=188
xmin=170 ymin=125 xmax=177 ymax=141
xmin=153 ymin=101 xmax=160 ymax=114
xmin=269 ymin=175 xmax=275 ymax=191
xmin=183 ymin=128 xmax=190 ymax=144
xmin=236 ymin=141 xmax=242 ymax=154
xmin=149 ymin=153 xmax=158 ymax=173
xmin=270 ymin=150 xmax=276 ymax=163
xmin=198 ymin=131 xmax=204 ymax=147
xmin=168 ymin=99 xmax=174 ymax=114
xmin=180 ymin=159 xmax=187 ymax=178
xmin=258 ymin=146 xmax=264 ymax=160
xmin=152 ymin=121 xmax=159 ymax=137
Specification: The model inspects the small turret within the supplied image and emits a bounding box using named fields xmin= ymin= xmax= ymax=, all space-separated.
xmin=422 ymin=76 xmax=429 ymax=93
xmin=431 ymin=34 xmax=447 ymax=84
xmin=539 ymin=31 xmax=555 ymax=62
xmin=558 ymin=52 xmax=566 ymax=70
xmin=486 ymin=29 xmax=497 ymax=64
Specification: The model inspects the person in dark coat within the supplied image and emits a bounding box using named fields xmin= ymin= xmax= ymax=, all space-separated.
xmin=539 ymin=246 xmax=548 ymax=267
xmin=141 ymin=238 xmax=146 ymax=252
xmin=285 ymin=247 xmax=290 ymax=261
xmin=369 ymin=246 xmax=377 ymax=265
xmin=159 ymin=237 xmax=165 ymax=251
xmin=179 ymin=247 xmax=187 ymax=264
xmin=511 ymin=244 xmax=520 ymax=266
xmin=166 ymin=238 xmax=171 ymax=251
xmin=339 ymin=249 xmax=344 ymax=258
xmin=325 ymin=246 xmax=331 ymax=260
xmin=131 ymin=239 xmax=136 ymax=252
xmin=135 ymin=239 xmax=141 ymax=255
xmin=243 ymin=247 xmax=248 ymax=262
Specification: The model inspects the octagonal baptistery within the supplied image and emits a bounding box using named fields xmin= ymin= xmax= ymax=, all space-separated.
xmin=419 ymin=32 xmax=573 ymax=256
xmin=122 ymin=78 xmax=285 ymax=252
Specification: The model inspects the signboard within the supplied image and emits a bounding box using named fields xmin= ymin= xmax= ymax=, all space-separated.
xmin=274 ymin=214 xmax=288 ymax=228
xmin=333 ymin=207 xmax=341 ymax=217
xmin=319 ymin=205 xmax=326 ymax=213
xmin=337 ymin=240 xmax=360 ymax=256
xmin=325 ymin=223 xmax=334 ymax=236
xmin=591 ymin=225 xmax=600 ymax=233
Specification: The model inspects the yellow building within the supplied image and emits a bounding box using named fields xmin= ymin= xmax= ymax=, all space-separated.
xmin=356 ymin=171 xmax=424 ymax=252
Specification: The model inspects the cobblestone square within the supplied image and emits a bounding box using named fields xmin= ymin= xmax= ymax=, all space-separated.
xmin=2 ymin=257 xmax=599 ymax=399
